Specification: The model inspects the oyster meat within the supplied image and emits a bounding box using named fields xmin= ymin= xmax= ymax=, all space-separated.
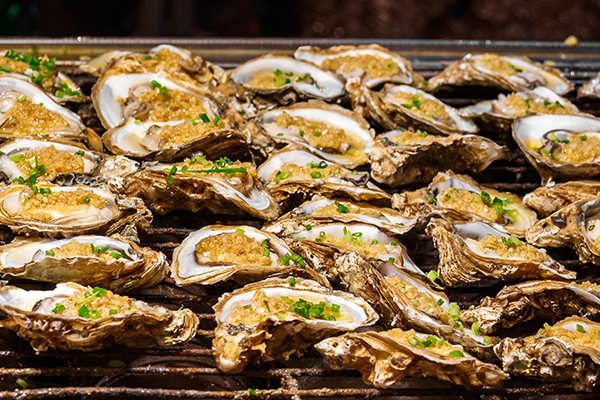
xmin=427 ymin=218 xmax=575 ymax=286
xmin=367 ymin=129 xmax=506 ymax=187
xmin=316 ymin=328 xmax=508 ymax=389
xmin=0 ymin=282 xmax=198 ymax=352
xmin=495 ymin=316 xmax=600 ymax=392
xmin=0 ymin=235 xmax=168 ymax=292
xmin=523 ymin=180 xmax=600 ymax=217
xmin=427 ymin=53 xmax=573 ymax=95
xmin=212 ymin=277 xmax=378 ymax=373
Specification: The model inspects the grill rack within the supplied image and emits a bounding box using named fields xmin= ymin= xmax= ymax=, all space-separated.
xmin=0 ymin=38 xmax=600 ymax=399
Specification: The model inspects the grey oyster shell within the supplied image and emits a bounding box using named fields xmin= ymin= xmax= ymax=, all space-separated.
xmin=523 ymin=180 xmax=600 ymax=218
xmin=577 ymin=73 xmax=600 ymax=99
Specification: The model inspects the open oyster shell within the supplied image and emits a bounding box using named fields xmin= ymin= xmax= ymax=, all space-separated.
xmin=0 ymin=235 xmax=167 ymax=292
xmin=212 ymin=277 xmax=378 ymax=373
xmin=495 ymin=316 xmax=600 ymax=392
xmin=427 ymin=218 xmax=575 ymax=286
xmin=252 ymin=100 xmax=375 ymax=168
xmin=0 ymin=282 xmax=198 ymax=352
xmin=392 ymin=171 xmax=537 ymax=237
xmin=258 ymin=145 xmax=390 ymax=210
xmin=577 ymin=72 xmax=600 ymax=99
xmin=171 ymin=225 xmax=304 ymax=285
xmin=316 ymin=328 xmax=508 ymax=389
xmin=118 ymin=160 xmax=280 ymax=220
xmin=0 ymin=184 xmax=152 ymax=238
xmin=513 ymin=114 xmax=600 ymax=185
xmin=264 ymin=196 xmax=416 ymax=237
xmin=367 ymin=130 xmax=506 ymax=187
xmin=427 ymin=53 xmax=573 ymax=95
xmin=294 ymin=44 xmax=416 ymax=88
xmin=460 ymin=280 xmax=600 ymax=335
xmin=523 ymin=180 xmax=600 ymax=217
xmin=526 ymin=195 xmax=600 ymax=265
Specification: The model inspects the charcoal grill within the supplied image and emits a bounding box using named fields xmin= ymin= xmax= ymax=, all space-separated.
xmin=0 ymin=38 xmax=600 ymax=400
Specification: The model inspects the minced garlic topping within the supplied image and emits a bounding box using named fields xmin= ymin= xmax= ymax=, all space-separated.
xmin=247 ymin=70 xmax=307 ymax=89
xmin=156 ymin=120 xmax=221 ymax=147
xmin=476 ymin=54 xmax=521 ymax=76
xmin=392 ymin=91 xmax=450 ymax=121
xmin=437 ymin=188 xmax=509 ymax=225
xmin=382 ymin=328 xmax=463 ymax=356
xmin=14 ymin=145 xmax=85 ymax=179
xmin=553 ymin=134 xmax=600 ymax=163
xmin=274 ymin=112 xmax=363 ymax=156
xmin=269 ymin=161 xmax=345 ymax=183
xmin=2 ymin=99 xmax=69 ymax=136
xmin=476 ymin=235 xmax=545 ymax=262
xmin=313 ymin=201 xmax=380 ymax=217
xmin=315 ymin=228 xmax=388 ymax=258
xmin=503 ymin=93 xmax=573 ymax=117
xmin=322 ymin=54 xmax=400 ymax=79
xmin=15 ymin=188 xmax=105 ymax=222
xmin=137 ymin=48 xmax=184 ymax=72
xmin=136 ymin=88 xmax=208 ymax=122
xmin=52 ymin=287 xmax=141 ymax=318
xmin=0 ymin=58 xmax=29 ymax=74
xmin=543 ymin=321 xmax=600 ymax=349
xmin=195 ymin=231 xmax=271 ymax=266
xmin=573 ymin=281 xmax=600 ymax=292
xmin=48 ymin=239 xmax=123 ymax=262
xmin=390 ymin=130 xmax=434 ymax=145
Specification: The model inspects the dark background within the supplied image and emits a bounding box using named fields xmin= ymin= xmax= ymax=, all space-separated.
xmin=1 ymin=0 xmax=598 ymax=41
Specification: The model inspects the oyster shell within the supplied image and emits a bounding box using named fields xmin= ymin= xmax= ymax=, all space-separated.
xmin=426 ymin=218 xmax=575 ymax=286
xmin=460 ymin=280 xmax=600 ymax=335
xmin=513 ymin=113 xmax=600 ymax=185
xmin=258 ymin=145 xmax=390 ymax=210
xmin=427 ymin=53 xmax=573 ymax=95
xmin=316 ymin=328 xmax=508 ymax=389
xmin=0 ymin=282 xmax=198 ymax=352
xmin=367 ymin=129 xmax=507 ymax=187
xmin=0 ymin=184 xmax=152 ymax=237
xmin=171 ymin=225 xmax=305 ymax=285
xmin=526 ymin=195 xmax=600 ymax=265
xmin=0 ymin=235 xmax=167 ymax=292
xmin=523 ymin=180 xmax=600 ymax=217
xmin=392 ymin=171 xmax=537 ymax=237
xmin=118 ymin=159 xmax=280 ymax=220
xmin=577 ymin=72 xmax=600 ymax=99
xmin=264 ymin=196 xmax=416 ymax=237
xmin=252 ymin=100 xmax=375 ymax=168
xmin=495 ymin=316 xmax=600 ymax=392
xmin=212 ymin=277 xmax=378 ymax=373
xmin=294 ymin=44 xmax=416 ymax=88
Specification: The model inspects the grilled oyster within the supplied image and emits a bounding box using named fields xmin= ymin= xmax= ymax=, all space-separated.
xmin=118 ymin=157 xmax=280 ymax=220
xmin=0 ymin=138 xmax=139 ymax=186
xmin=523 ymin=180 xmax=600 ymax=217
xmin=495 ymin=316 xmax=600 ymax=392
xmin=367 ymin=129 xmax=506 ymax=187
xmin=460 ymin=86 xmax=578 ymax=134
xmin=578 ymin=72 xmax=600 ymax=99
xmin=258 ymin=145 xmax=390 ymax=210
xmin=264 ymin=196 xmax=416 ymax=237
xmin=0 ymin=235 xmax=167 ymax=292
xmin=513 ymin=114 xmax=600 ymax=185
xmin=212 ymin=277 xmax=378 ymax=373
xmin=171 ymin=225 xmax=304 ymax=285
xmin=0 ymin=184 xmax=151 ymax=237
xmin=461 ymin=280 xmax=600 ymax=335
xmin=0 ymin=282 xmax=198 ymax=352
xmin=426 ymin=218 xmax=575 ymax=286
xmin=316 ymin=329 xmax=508 ymax=389
xmin=252 ymin=100 xmax=375 ymax=168
xmin=294 ymin=44 xmax=417 ymax=88
xmin=392 ymin=171 xmax=537 ymax=237
xmin=526 ymin=196 xmax=600 ymax=265
xmin=427 ymin=53 xmax=573 ymax=95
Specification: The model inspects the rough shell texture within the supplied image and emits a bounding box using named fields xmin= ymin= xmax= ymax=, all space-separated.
xmin=316 ymin=330 xmax=508 ymax=389
xmin=212 ymin=277 xmax=378 ymax=373
xmin=460 ymin=280 xmax=600 ymax=335
xmin=426 ymin=218 xmax=575 ymax=286
xmin=367 ymin=131 xmax=506 ymax=187
xmin=0 ymin=282 xmax=198 ymax=352
xmin=523 ymin=180 xmax=600 ymax=218
xmin=577 ymin=74 xmax=600 ymax=99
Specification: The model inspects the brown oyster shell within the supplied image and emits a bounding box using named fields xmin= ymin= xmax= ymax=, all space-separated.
xmin=523 ymin=180 xmax=600 ymax=218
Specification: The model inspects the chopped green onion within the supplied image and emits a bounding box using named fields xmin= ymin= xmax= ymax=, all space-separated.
xmin=590 ymin=225 xmax=596 ymax=231
xmin=449 ymin=350 xmax=464 ymax=357
xmin=544 ymin=322 xmax=552 ymax=333
xmin=0 ymin=66 xmax=11 ymax=73
xmin=289 ymin=277 xmax=296 ymax=287
xmin=235 ymin=228 xmax=245 ymax=234
xmin=577 ymin=324 xmax=586 ymax=333
xmin=263 ymin=248 xmax=270 ymax=257
xmin=51 ymin=303 xmax=64 ymax=314
xmin=134 ymin=119 xmax=141 ymax=125
xmin=263 ymin=300 xmax=270 ymax=311
xmin=581 ymin=135 xmax=588 ymax=141
xmin=306 ymin=224 xmax=312 ymax=231
xmin=472 ymin=321 xmax=481 ymax=336
xmin=213 ymin=115 xmax=221 ymax=126
xmin=276 ymin=313 xmax=285 ymax=321
xmin=310 ymin=171 xmax=323 ymax=179
xmin=428 ymin=196 xmax=436 ymax=204
xmin=242 ymin=305 xmax=252 ymax=310
xmin=110 ymin=251 xmax=123 ymax=259
xmin=16 ymin=94 xmax=26 ymax=102
xmin=248 ymin=388 xmax=256 ymax=395
xmin=388 ymin=257 xmax=395 ymax=263
xmin=436 ymin=298 xmax=444 ymax=306
xmin=335 ymin=201 xmax=350 ymax=213
xmin=78 ymin=304 xmax=90 ymax=318
xmin=9 ymin=154 xmax=24 ymax=162
xmin=109 ymin=309 xmax=118 ymax=315
xmin=279 ymin=253 xmax=291 ymax=266
xmin=391 ymin=241 xmax=397 ymax=246
xmin=426 ymin=269 xmax=438 ymax=282
xmin=16 ymin=378 xmax=27 ymax=389
xmin=299 ymin=130 xmax=304 ymax=137
xmin=45 ymin=249 xmax=55 ymax=256
xmin=75 ymin=150 xmax=85 ymax=156
xmin=199 ymin=113 xmax=210 ymax=123
xmin=448 ymin=302 xmax=460 ymax=321
xmin=273 ymin=170 xmax=292 ymax=183
xmin=82 ymin=196 xmax=90 ymax=204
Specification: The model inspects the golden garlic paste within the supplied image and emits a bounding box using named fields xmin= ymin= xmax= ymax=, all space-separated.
xmin=14 ymin=145 xmax=85 ymax=179
xmin=48 ymin=239 xmax=123 ymax=262
xmin=315 ymin=230 xmax=388 ymax=258
xmin=321 ymin=53 xmax=400 ymax=79
xmin=390 ymin=130 xmax=433 ymax=145
xmin=269 ymin=161 xmax=345 ymax=183
xmin=195 ymin=231 xmax=271 ymax=266
xmin=313 ymin=201 xmax=379 ymax=217
xmin=172 ymin=159 xmax=257 ymax=197
xmin=503 ymin=93 xmax=573 ymax=117
xmin=247 ymin=70 xmax=307 ymax=89
xmin=544 ymin=323 xmax=600 ymax=349
xmin=228 ymin=289 xmax=350 ymax=326
xmin=274 ymin=112 xmax=363 ymax=156
xmin=52 ymin=287 xmax=140 ymax=318
xmin=2 ymin=99 xmax=70 ymax=136
xmin=382 ymin=328 xmax=463 ymax=356
xmin=574 ymin=281 xmax=600 ymax=292
xmin=0 ymin=57 xmax=56 ymax=89
xmin=385 ymin=275 xmax=453 ymax=326
xmin=438 ymin=188 xmax=508 ymax=224
xmin=137 ymin=48 xmax=184 ymax=72
xmin=15 ymin=188 xmax=105 ymax=222
xmin=136 ymin=88 xmax=208 ymax=122
xmin=392 ymin=91 xmax=450 ymax=121
xmin=476 ymin=54 xmax=521 ymax=76
xmin=476 ymin=235 xmax=545 ymax=262
xmin=157 ymin=120 xmax=221 ymax=147
xmin=553 ymin=134 xmax=600 ymax=163
xmin=0 ymin=58 xmax=29 ymax=74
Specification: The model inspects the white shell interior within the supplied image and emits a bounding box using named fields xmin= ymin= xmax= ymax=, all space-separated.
xmin=258 ymin=149 xmax=348 ymax=182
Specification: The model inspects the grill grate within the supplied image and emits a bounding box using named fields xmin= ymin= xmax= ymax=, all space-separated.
xmin=0 ymin=39 xmax=600 ymax=399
